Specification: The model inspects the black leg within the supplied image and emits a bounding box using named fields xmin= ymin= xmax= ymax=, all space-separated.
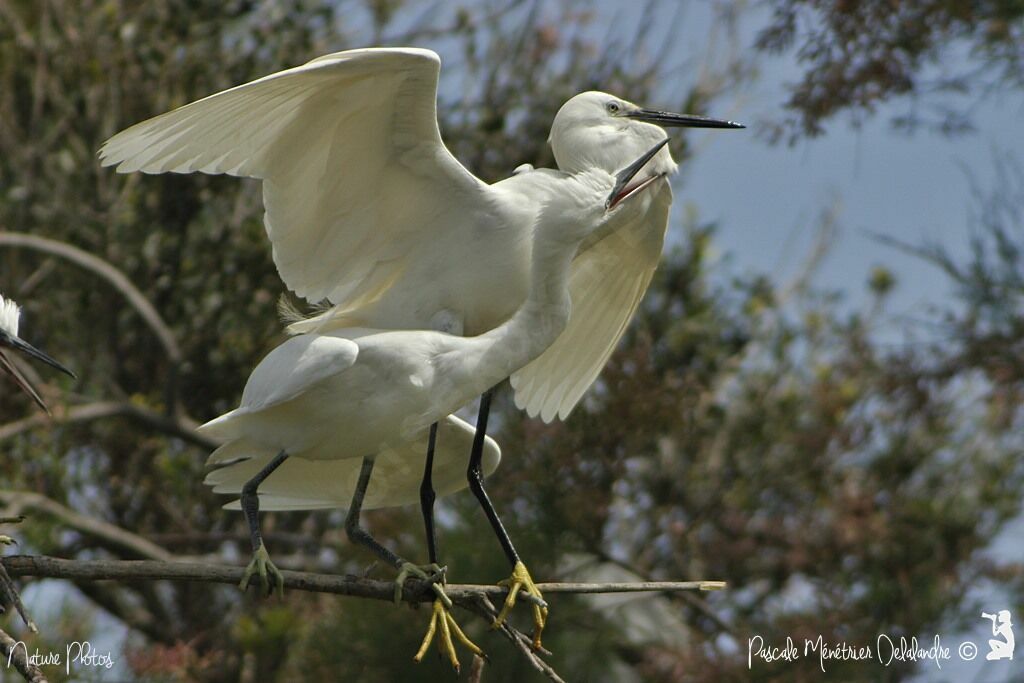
xmin=345 ymin=457 xmax=402 ymax=569
xmin=241 ymin=450 xmax=289 ymax=553
xmin=467 ymin=387 xmax=520 ymax=566
xmin=238 ymin=450 xmax=289 ymax=596
xmin=420 ymin=422 xmax=439 ymax=565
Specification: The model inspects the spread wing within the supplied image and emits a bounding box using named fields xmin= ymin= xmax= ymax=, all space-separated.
xmin=100 ymin=48 xmax=498 ymax=307
xmin=510 ymin=182 xmax=671 ymax=422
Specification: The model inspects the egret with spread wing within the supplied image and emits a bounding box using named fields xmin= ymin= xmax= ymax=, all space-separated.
xmin=198 ymin=141 xmax=669 ymax=665
xmin=0 ymin=294 xmax=75 ymax=413
xmin=100 ymin=48 xmax=743 ymax=656
xmin=99 ymin=47 xmax=742 ymax=424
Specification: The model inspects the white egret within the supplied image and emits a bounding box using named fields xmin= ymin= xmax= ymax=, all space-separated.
xmin=98 ymin=47 xmax=742 ymax=424
xmin=0 ymin=294 xmax=75 ymax=413
xmin=99 ymin=49 xmax=742 ymax=610
xmin=198 ymin=141 xmax=670 ymax=664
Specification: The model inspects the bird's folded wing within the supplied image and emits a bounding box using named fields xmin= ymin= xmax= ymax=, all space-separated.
xmin=510 ymin=184 xmax=671 ymax=422
xmin=205 ymin=415 xmax=501 ymax=511
xmin=100 ymin=48 xmax=496 ymax=307
xmin=197 ymin=335 xmax=358 ymax=440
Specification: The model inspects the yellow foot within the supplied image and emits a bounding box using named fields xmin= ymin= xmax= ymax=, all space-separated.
xmin=239 ymin=542 xmax=284 ymax=598
xmin=0 ymin=516 xmax=25 ymax=548
xmin=494 ymin=560 xmax=548 ymax=650
xmin=414 ymin=591 xmax=484 ymax=672
xmin=394 ymin=561 xmax=446 ymax=605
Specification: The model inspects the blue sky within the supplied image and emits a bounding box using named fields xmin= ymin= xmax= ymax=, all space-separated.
xmin=667 ymin=3 xmax=1024 ymax=325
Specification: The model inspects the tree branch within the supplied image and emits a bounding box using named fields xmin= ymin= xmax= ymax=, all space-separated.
xmin=0 ymin=232 xmax=182 ymax=364
xmin=0 ymin=492 xmax=174 ymax=562
xmin=0 ymin=556 xmax=724 ymax=600
xmin=0 ymin=401 xmax=214 ymax=449
xmin=0 ymin=627 xmax=48 ymax=683
xmin=0 ymin=555 xmax=724 ymax=681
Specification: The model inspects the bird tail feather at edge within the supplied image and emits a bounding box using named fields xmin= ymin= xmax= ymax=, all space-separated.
xmin=204 ymin=416 xmax=500 ymax=511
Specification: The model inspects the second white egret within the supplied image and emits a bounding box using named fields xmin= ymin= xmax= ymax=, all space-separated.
xmin=98 ymin=47 xmax=743 ymax=423
xmin=199 ymin=140 xmax=670 ymax=664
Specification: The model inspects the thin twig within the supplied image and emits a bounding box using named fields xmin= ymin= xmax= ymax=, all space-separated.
xmin=0 ymin=492 xmax=173 ymax=562
xmin=0 ymin=401 xmax=213 ymax=449
xmin=532 ymin=580 xmax=726 ymax=594
xmin=467 ymin=594 xmax=564 ymax=683
xmin=0 ymin=562 xmax=36 ymax=633
xmin=0 ymin=232 xmax=181 ymax=363
xmin=467 ymin=654 xmax=485 ymax=683
xmin=0 ymin=515 xmax=35 ymax=635
xmin=0 ymin=626 xmax=47 ymax=683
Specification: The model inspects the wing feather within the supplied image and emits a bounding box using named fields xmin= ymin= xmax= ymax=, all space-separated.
xmin=197 ymin=335 xmax=358 ymax=441
xmin=100 ymin=48 xmax=497 ymax=307
xmin=510 ymin=183 xmax=671 ymax=421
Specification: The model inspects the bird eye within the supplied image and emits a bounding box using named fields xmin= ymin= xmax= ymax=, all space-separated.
xmin=606 ymin=102 xmax=620 ymax=114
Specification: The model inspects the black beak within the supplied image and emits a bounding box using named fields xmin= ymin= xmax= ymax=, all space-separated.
xmin=0 ymin=329 xmax=76 ymax=378
xmin=0 ymin=350 xmax=50 ymax=413
xmin=625 ymin=108 xmax=744 ymax=129
xmin=606 ymin=139 xmax=670 ymax=210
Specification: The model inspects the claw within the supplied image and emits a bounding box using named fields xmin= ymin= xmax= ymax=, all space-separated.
xmin=493 ymin=560 xmax=548 ymax=650
xmin=394 ymin=561 xmax=445 ymax=605
xmin=414 ymin=597 xmax=484 ymax=672
xmin=239 ymin=542 xmax=285 ymax=598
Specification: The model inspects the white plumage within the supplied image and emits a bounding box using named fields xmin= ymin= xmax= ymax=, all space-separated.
xmin=0 ymin=295 xmax=19 ymax=338
xmin=197 ymin=143 xmax=668 ymax=513
xmin=205 ymin=415 xmax=499 ymax=511
xmin=0 ymin=293 xmax=75 ymax=412
xmin=100 ymin=48 xmax=742 ymax=423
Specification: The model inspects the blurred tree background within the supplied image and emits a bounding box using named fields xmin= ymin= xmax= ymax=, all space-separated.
xmin=0 ymin=0 xmax=1021 ymax=681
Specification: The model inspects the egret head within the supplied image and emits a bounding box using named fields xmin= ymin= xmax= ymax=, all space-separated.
xmin=0 ymin=293 xmax=76 ymax=381
xmin=549 ymin=91 xmax=743 ymax=174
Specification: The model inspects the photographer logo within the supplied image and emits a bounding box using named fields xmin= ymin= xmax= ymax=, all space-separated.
xmin=982 ymin=610 xmax=1014 ymax=661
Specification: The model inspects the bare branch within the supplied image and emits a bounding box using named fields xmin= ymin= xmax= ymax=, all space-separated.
xmin=465 ymin=594 xmax=565 ymax=683
xmin=0 ymin=551 xmax=725 ymax=681
xmin=1 ymin=555 xmax=723 ymax=600
xmin=0 ymin=493 xmax=173 ymax=562
xmin=0 ymin=626 xmax=48 ymax=683
xmin=0 ymin=401 xmax=214 ymax=449
xmin=0 ymin=561 xmax=36 ymax=633
xmin=0 ymin=232 xmax=182 ymax=364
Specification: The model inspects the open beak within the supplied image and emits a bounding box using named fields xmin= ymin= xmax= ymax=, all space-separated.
xmin=606 ymin=139 xmax=670 ymax=210
xmin=0 ymin=330 xmax=76 ymax=378
xmin=0 ymin=349 xmax=50 ymax=413
xmin=625 ymin=108 xmax=744 ymax=129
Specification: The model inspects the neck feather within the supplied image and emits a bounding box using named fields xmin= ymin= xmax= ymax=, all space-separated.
xmin=459 ymin=227 xmax=578 ymax=393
